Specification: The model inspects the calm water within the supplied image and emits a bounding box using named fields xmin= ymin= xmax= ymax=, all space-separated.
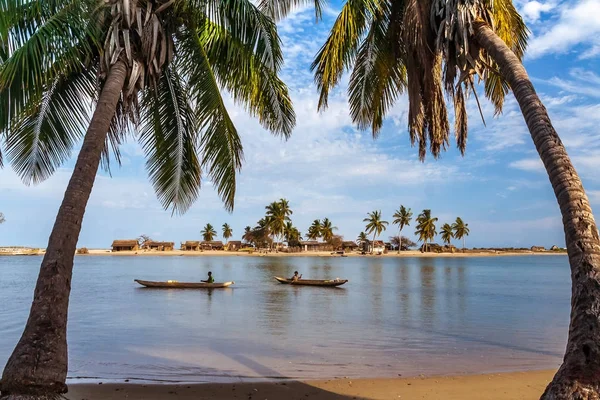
xmin=0 ymin=255 xmax=570 ymax=383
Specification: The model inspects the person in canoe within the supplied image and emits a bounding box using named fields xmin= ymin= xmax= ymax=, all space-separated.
xmin=202 ymin=271 xmax=215 ymax=284
xmin=290 ymin=271 xmax=302 ymax=282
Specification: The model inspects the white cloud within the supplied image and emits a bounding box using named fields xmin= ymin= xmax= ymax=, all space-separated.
xmin=510 ymin=158 xmax=545 ymax=172
xmin=527 ymin=0 xmax=600 ymax=58
xmin=521 ymin=1 xmax=556 ymax=22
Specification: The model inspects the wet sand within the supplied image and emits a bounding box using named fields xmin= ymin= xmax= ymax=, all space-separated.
xmin=66 ymin=370 xmax=555 ymax=399
xmin=83 ymin=249 xmax=565 ymax=257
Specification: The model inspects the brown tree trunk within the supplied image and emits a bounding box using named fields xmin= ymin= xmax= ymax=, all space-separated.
xmin=0 ymin=60 xmax=128 ymax=399
xmin=473 ymin=21 xmax=600 ymax=399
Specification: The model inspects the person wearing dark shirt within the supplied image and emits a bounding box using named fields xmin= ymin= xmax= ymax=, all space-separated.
xmin=202 ymin=271 xmax=215 ymax=283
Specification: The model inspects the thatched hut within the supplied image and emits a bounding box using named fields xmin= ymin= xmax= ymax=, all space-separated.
xmin=111 ymin=240 xmax=139 ymax=252
xmin=531 ymin=246 xmax=545 ymax=252
xmin=227 ymin=240 xmax=242 ymax=251
xmin=342 ymin=241 xmax=358 ymax=251
xmin=201 ymin=241 xmax=224 ymax=250
xmin=182 ymin=241 xmax=200 ymax=251
xmin=146 ymin=241 xmax=175 ymax=251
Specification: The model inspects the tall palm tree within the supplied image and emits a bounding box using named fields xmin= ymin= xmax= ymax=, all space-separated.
xmin=274 ymin=0 xmax=600 ymax=394
xmin=363 ymin=210 xmax=388 ymax=253
xmin=265 ymin=200 xmax=291 ymax=250
xmin=356 ymin=231 xmax=369 ymax=252
xmin=415 ymin=210 xmax=438 ymax=253
xmin=0 ymin=1 xmax=296 ymax=397
xmin=392 ymin=206 xmax=412 ymax=253
xmin=284 ymin=221 xmax=302 ymax=246
xmin=201 ymin=224 xmax=217 ymax=242
xmin=452 ymin=217 xmax=470 ymax=251
xmin=440 ymin=223 xmax=454 ymax=246
xmin=242 ymin=226 xmax=253 ymax=244
xmin=321 ymin=218 xmax=338 ymax=242
xmin=222 ymin=223 xmax=233 ymax=245
xmin=307 ymin=219 xmax=322 ymax=241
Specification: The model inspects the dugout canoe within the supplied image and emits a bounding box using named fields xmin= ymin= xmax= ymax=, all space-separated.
xmin=273 ymin=277 xmax=348 ymax=287
xmin=134 ymin=279 xmax=234 ymax=288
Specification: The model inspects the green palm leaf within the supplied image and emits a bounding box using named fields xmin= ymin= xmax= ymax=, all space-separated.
xmin=139 ymin=68 xmax=201 ymax=215
xmin=257 ymin=0 xmax=326 ymax=21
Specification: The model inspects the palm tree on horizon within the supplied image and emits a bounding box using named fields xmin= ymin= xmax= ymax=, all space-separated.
xmin=265 ymin=199 xmax=292 ymax=250
xmin=307 ymin=219 xmax=322 ymax=241
xmin=393 ymin=206 xmax=413 ymax=253
xmin=440 ymin=223 xmax=454 ymax=247
xmin=415 ymin=210 xmax=438 ymax=253
xmin=452 ymin=218 xmax=470 ymax=251
xmin=0 ymin=1 xmax=296 ymax=396
xmin=201 ymin=224 xmax=218 ymax=242
xmin=321 ymin=218 xmax=338 ymax=242
xmin=363 ymin=211 xmax=388 ymax=253
xmin=222 ymin=223 xmax=233 ymax=245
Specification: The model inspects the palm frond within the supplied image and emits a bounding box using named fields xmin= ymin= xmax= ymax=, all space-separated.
xmin=176 ymin=28 xmax=242 ymax=212
xmin=348 ymin=0 xmax=406 ymax=137
xmin=139 ymin=68 xmax=201 ymax=215
xmin=311 ymin=0 xmax=379 ymax=110
xmin=198 ymin=20 xmax=295 ymax=138
xmin=257 ymin=0 xmax=326 ymax=21
xmin=4 ymin=68 xmax=95 ymax=184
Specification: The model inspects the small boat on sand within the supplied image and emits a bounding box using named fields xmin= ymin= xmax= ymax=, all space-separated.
xmin=134 ymin=279 xmax=234 ymax=289
xmin=273 ymin=277 xmax=348 ymax=287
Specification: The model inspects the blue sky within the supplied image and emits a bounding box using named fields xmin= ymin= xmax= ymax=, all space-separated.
xmin=1 ymin=0 xmax=600 ymax=249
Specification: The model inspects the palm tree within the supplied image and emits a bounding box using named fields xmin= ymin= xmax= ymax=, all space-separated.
xmin=242 ymin=226 xmax=253 ymax=244
xmin=201 ymin=224 xmax=217 ymax=242
xmin=222 ymin=223 xmax=233 ymax=245
xmin=0 ymin=1 xmax=296 ymax=397
xmin=275 ymin=1 xmax=600 ymax=394
xmin=452 ymin=218 xmax=470 ymax=251
xmin=415 ymin=210 xmax=438 ymax=253
xmin=307 ymin=219 xmax=322 ymax=241
xmin=320 ymin=218 xmax=338 ymax=242
xmin=284 ymin=221 xmax=302 ymax=246
xmin=265 ymin=200 xmax=291 ymax=250
xmin=0 ymin=213 xmax=5 ymax=224
xmin=363 ymin=211 xmax=388 ymax=253
xmin=392 ymin=206 xmax=413 ymax=253
xmin=357 ymin=231 xmax=369 ymax=253
xmin=440 ymin=223 xmax=454 ymax=246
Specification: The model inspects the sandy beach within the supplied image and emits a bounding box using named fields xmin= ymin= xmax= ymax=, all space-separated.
xmin=66 ymin=370 xmax=555 ymax=399
xmin=80 ymin=248 xmax=566 ymax=257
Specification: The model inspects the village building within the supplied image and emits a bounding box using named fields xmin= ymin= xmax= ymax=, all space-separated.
xmin=201 ymin=241 xmax=224 ymax=250
xmin=145 ymin=241 xmax=175 ymax=251
xmin=111 ymin=240 xmax=139 ymax=252
xmin=342 ymin=241 xmax=359 ymax=252
xmin=227 ymin=241 xmax=243 ymax=251
xmin=181 ymin=241 xmax=200 ymax=251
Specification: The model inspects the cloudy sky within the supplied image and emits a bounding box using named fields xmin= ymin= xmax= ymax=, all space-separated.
xmin=1 ymin=0 xmax=600 ymax=249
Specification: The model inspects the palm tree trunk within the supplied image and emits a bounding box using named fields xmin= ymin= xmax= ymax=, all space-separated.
xmin=0 ymin=60 xmax=128 ymax=399
xmin=473 ymin=21 xmax=600 ymax=399
xmin=398 ymin=230 xmax=402 ymax=254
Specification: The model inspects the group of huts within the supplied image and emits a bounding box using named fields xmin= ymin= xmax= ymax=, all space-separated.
xmin=110 ymin=239 xmax=245 ymax=252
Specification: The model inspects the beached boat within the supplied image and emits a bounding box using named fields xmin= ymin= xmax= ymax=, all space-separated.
xmin=273 ymin=277 xmax=348 ymax=287
xmin=134 ymin=279 xmax=234 ymax=289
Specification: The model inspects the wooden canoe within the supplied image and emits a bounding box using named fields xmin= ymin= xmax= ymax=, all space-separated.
xmin=134 ymin=279 xmax=234 ymax=289
xmin=273 ymin=277 xmax=348 ymax=287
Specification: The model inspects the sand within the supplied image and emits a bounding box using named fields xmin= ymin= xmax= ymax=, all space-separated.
xmin=65 ymin=370 xmax=555 ymax=399
xmin=83 ymin=249 xmax=565 ymax=258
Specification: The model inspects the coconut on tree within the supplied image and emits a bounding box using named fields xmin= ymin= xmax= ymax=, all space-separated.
xmin=0 ymin=0 xmax=296 ymax=397
xmin=452 ymin=218 xmax=470 ymax=251
xmin=201 ymin=224 xmax=217 ymax=242
xmin=273 ymin=0 xmax=600 ymax=394
xmin=392 ymin=206 xmax=413 ymax=253
xmin=363 ymin=211 xmax=388 ymax=253
xmin=415 ymin=210 xmax=438 ymax=253
xmin=222 ymin=223 xmax=233 ymax=245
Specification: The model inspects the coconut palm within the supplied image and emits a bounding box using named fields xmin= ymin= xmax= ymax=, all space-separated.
xmin=320 ymin=218 xmax=338 ymax=242
xmin=284 ymin=221 xmax=302 ymax=246
xmin=265 ymin=200 xmax=291 ymax=250
xmin=242 ymin=226 xmax=253 ymax=244
xmin=393 ymin=206 xmax=412 ymax=253
xmin=452 ymin=217 xmax=470 ymax=251
xmin=275 ymin=0 xmax=600 ymax=394
xmin=363 ymin=211 xmax=388 ymax=253
xmin=440 ymin=223 xmax=454 ymax=246
xmin=0 ymin=0 xmax=296 ymax=397
xmin=307 ymin=219 xmax=322 ymax=241
xmin=356 ymin=231 xmax=369 ymax=252
xmin=415 ymin=210 xmax=438 ymax=253
xmin=222 ymin=223 xmax=233 ymax=245
xmin=201 ymin=224 xmax=217 ymax=242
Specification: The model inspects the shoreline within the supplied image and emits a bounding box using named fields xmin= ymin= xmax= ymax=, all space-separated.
xmin=65 ymin=370 xmax=556 ymax=399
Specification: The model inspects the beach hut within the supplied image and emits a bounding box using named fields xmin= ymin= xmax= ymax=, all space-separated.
xmin=371 ymin=240 xmax=386 ymax=254
xmin=531 ymin=246 xmax=545 ymax=252
xmin=201 ymin=241 xmax=224 ymax=250
xmin=111 ymin=240 xmax=139 ymax=252
xmin=300 ymin=241 xmax=323 ymax=252
xmin=227 ymin=241 xmax=242 ymax=251
xmin=146 ymin=241 xmax=175 ymax=251
xmin=342 ymin=241 xmax=358 ymax=252
xmin=182 ymin=241 xmax=200 ymax=251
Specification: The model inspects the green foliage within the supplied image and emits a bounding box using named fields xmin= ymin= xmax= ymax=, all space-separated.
xmin=363 ymin=210 xmax=388 ymax=248
xmin=415 ymin=209 xmax=438 ymax=251
xmin=222 ymin=223 xmax=233 ymax=241
xmin=440 ymin=223 xmax=454 ymax=245
xmin=201 ymin=223 xmax=217 ymax=241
